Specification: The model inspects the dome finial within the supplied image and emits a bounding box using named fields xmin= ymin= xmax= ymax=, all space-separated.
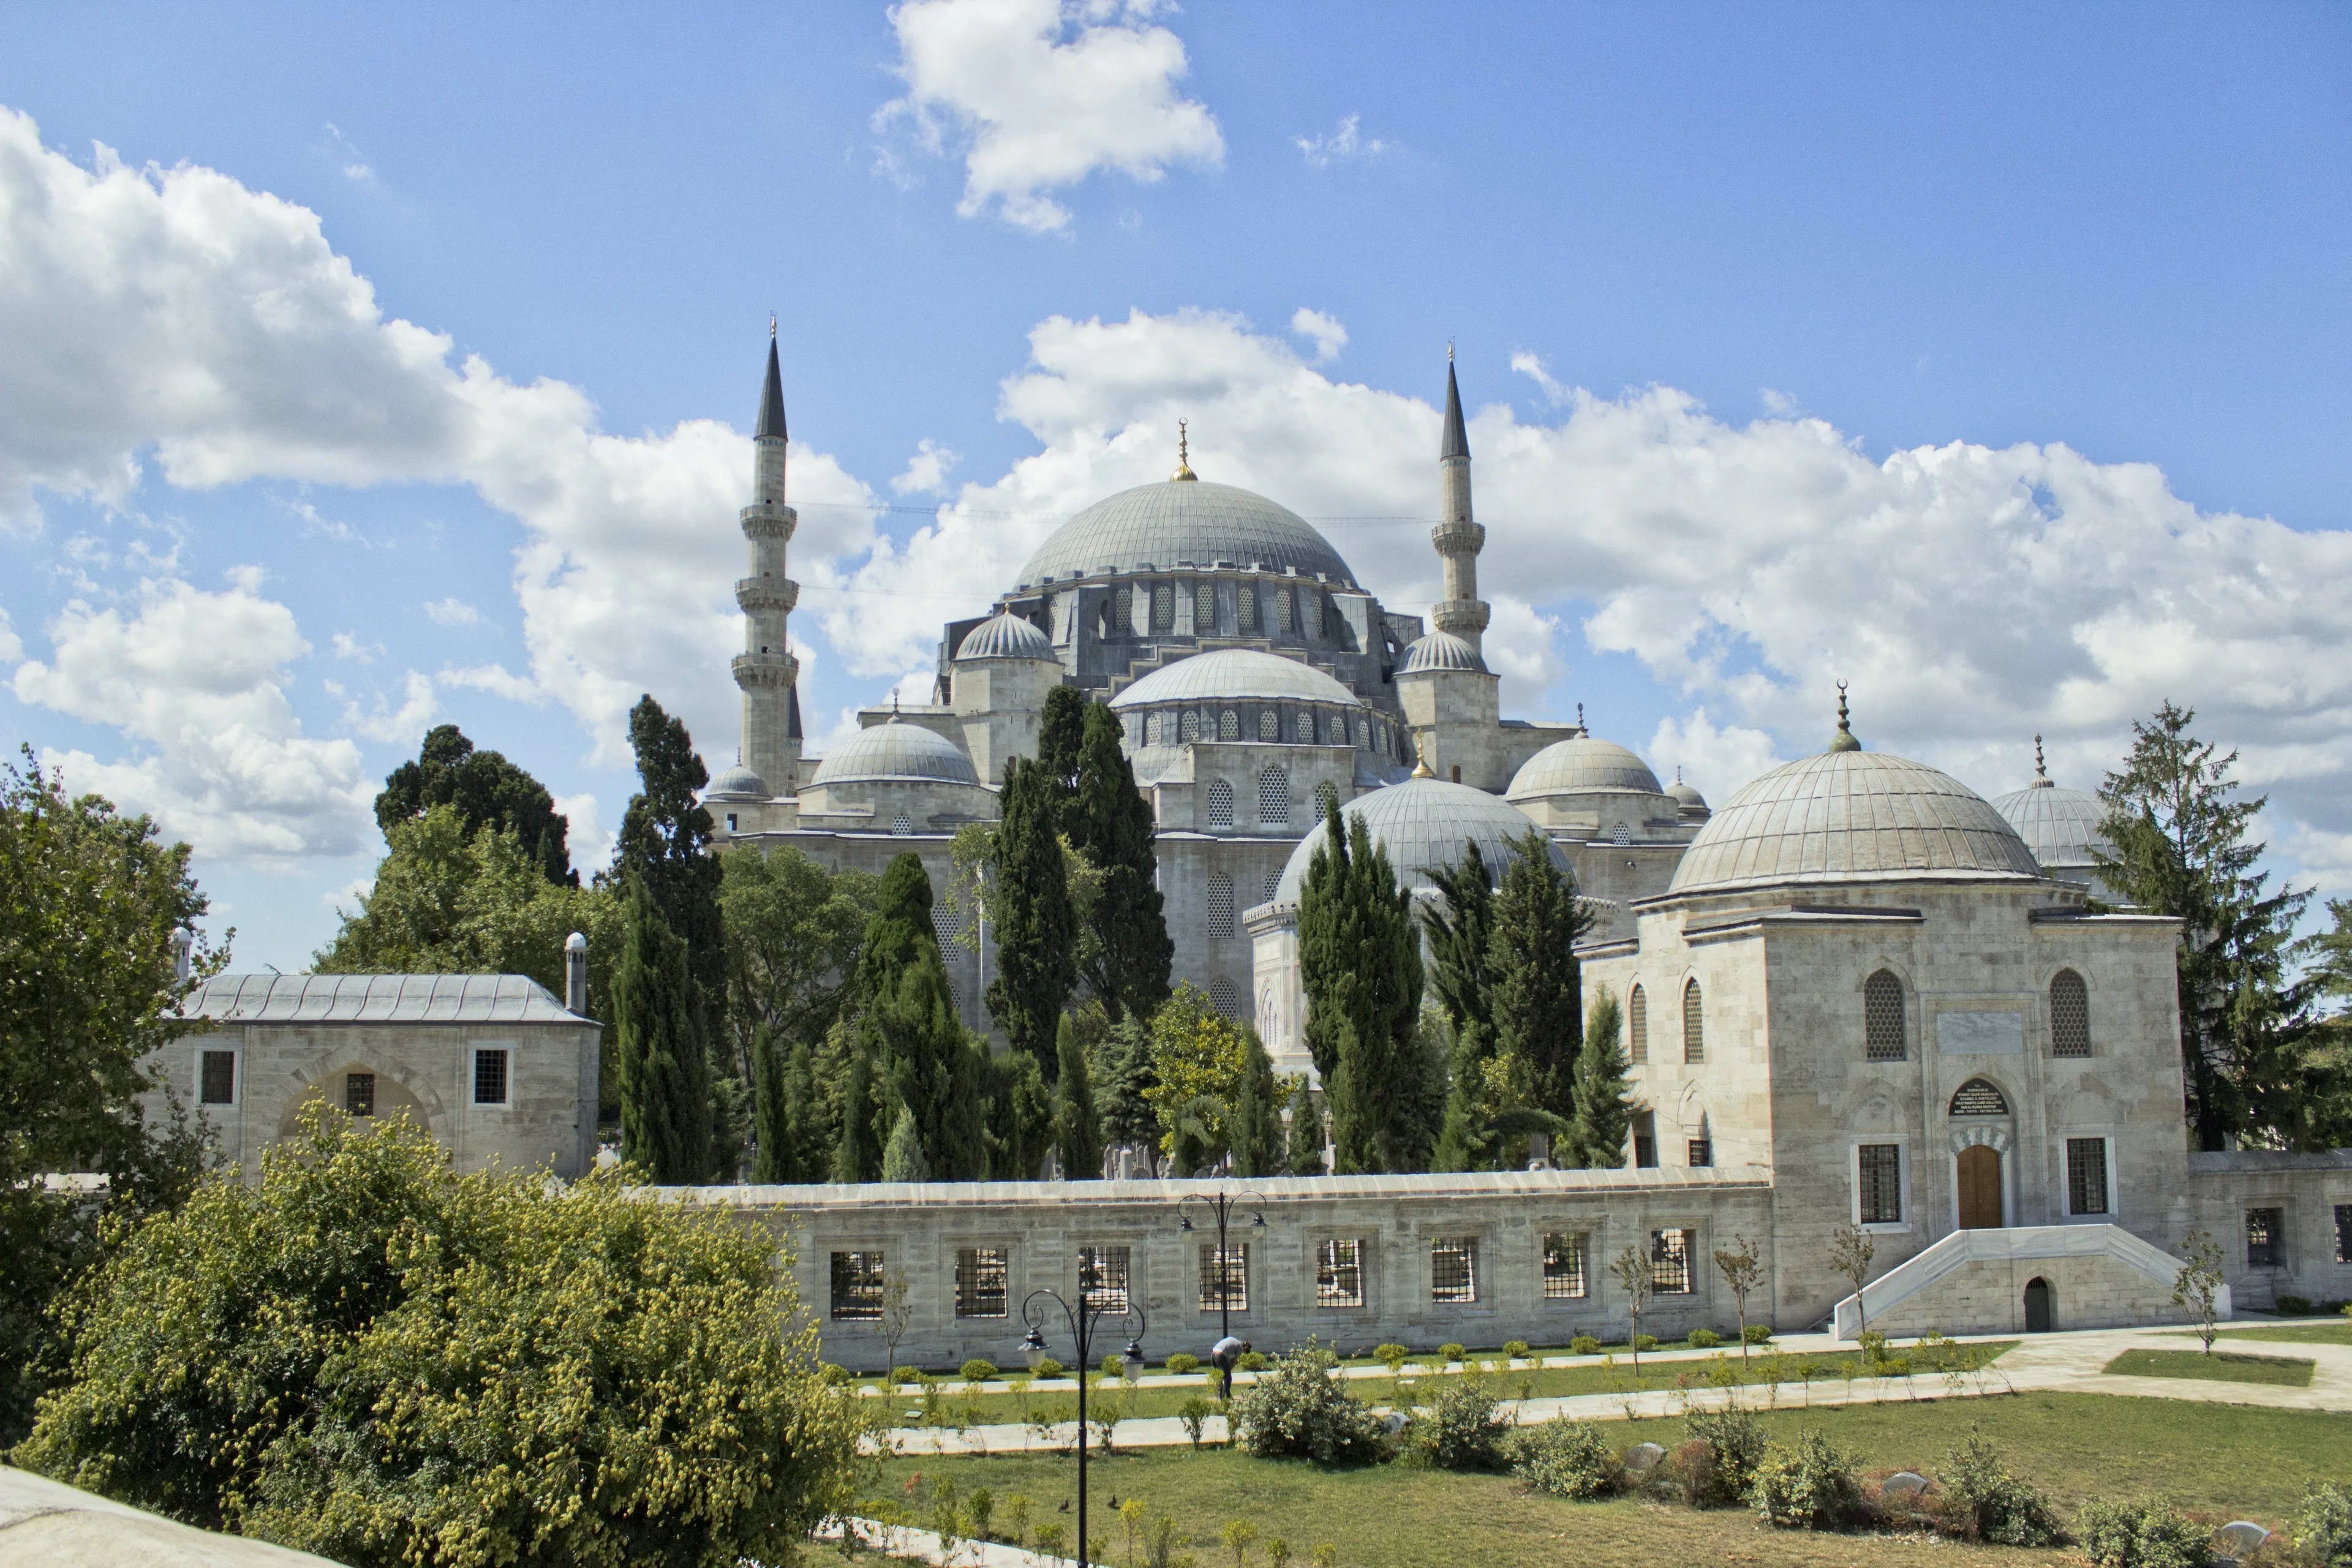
xmin=889 ymin=690 xmax=902 ymax=721
xmin=2030 ymin=733 xmax=2054 ymax=788
xmin=1411 ymin=737 xmax=1435 ymax=778
xmin=1577 ymin=701 xmax=1586 ymax=735
xmin=1172 ymin=419 xmax=1196 ymax=481
xmin=1828 ymin=680 xmax=1861 ymax=753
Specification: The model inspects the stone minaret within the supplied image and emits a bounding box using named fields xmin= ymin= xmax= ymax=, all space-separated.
xmin=1430 ymin=349 xmax=1490 ymax=654
xmin=733 ymin=328 xmax=802 ymax=794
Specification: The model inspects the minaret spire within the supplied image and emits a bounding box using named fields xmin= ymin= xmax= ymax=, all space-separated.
xmin=1430 ymin=352 xmax=1488 ymax=652
xmin=733 ymin=328 xmax=802 ymax=795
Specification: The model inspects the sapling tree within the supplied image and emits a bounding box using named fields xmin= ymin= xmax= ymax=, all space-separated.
xmin=1713 ymin=1233 xmax=1765 ymax=1366
xmin=1608 ymin=1245 xmax=1653 ymax=1371
xmin=2174 ymin=1229 xmax=2226 ymax=1354
xmin=881 ymin=1266 xmax=915 ymax=1376
xmin=1828 ymin=1223 xmax=1877 ymax=1343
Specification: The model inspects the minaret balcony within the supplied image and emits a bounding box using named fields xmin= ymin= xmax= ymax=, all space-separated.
xmin=1430 ymin=598 xmax=1491 ymax=638
xmin=739 ymin=503 xmax=797 ymax=541
xmin=732 ymin=650 xmax=799 ymax=689
xmin=736 ymin=576 xmax=799 ymax=614
xmin=1430 ymin=520 xmax=1486 ymax=556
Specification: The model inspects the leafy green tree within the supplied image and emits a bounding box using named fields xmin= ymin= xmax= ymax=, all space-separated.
xmin=0 ymin=752 xmax=216 ymax=1442
xmin=17 ymin=1108 xmax=865 ymax=1566
xmin=374 ymin=723 xmax=574 ymax=884
xmin=1569 ymin=990 xmax=1637 ymax=1167
xmin=1089 ymin=1012 xmax=1158 ymax=1165
xmin=1297 ymin=801 xmax=1426 ymax=1172
xmin=1490 ymin=829 xmax=1591 ymax=1121
xmin=613 ymin=878 xmax=713 ymax=1183
xmin=717 ymin=843 xmax=877 ymax=1085
xmin=984 ymin=756 xmax=1077 ymax=1080
xmin=617 ymin=695 xmax=725 ymax=1008
xmin=881 ymin=1101 xmax=931 ymax=1183
xmin=1228 ymin=1030 xmax=1284 ymax=1178
xmin=2093 ymin=702 xmax=2329 ymax=1149
xmin=1057 ymin=1014 xmax=1102 ymax=1180
xmin=1142 ymin=984 xmax=1255 ymax=1171
xmin=1069 ymin=701 xmax=1172 ymax=1023
xmin=1422 ymin=842 xmax=1498 ymax=1039
xmin=843 ymin=855 xmax=987 ymax=1180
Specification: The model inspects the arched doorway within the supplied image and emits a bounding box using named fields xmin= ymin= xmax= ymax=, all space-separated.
xmin=2023 ymin=1276 xmax=2054 ymax=1333
xmin=1956 ymin=1144 xmax=2003 ymax=1229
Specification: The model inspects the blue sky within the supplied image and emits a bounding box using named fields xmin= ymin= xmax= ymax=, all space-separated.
xmin=2 ymin=1 xmax=2348 ymax=969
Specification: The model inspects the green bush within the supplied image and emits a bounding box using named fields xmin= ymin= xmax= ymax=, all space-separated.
xmin=2075 ymin=1497 xmax=2213 ymax=1568
xmin=1502 ymin=1340 xmax=1531 ymax=1362
xmin=1681 ymin=1408 xmax=1768 ymax=1508
xmin=1742 ymin=1325 xmax=1774 ymax=1346
xmin=1177 ymin=1396 xmax=1215 ymax=1450
xmin=960 ymin=1360 xmax=998 ymax=1384
xmin=1374 ymin=1342 xmax=1409 ymax=1371
xmin=1228 ymin=1340 xmax=1388 ymax=1465
xmin=892 ymin=1365 xmax=923 ymax=1387
xmin=1439 ymin=1342 xmax=1467 ymax=1363
xmin=1034 ymin=1357 xmax=1066 ymax=1380
xmin=1938 ymin=1430 xmax=2061 ymax=1547
xmin=1237 ymin=1350 xmax=1270 ymax=1372
xmin=1686 ymin=1329 xmax=1722 ymax=1349
xmin=2278 ymin=1294 xmax=2315 ymax=1315
xmin=1634 ymin=1333 xmax=1659 ymax=1352
xmin=1506 ymin=1420 xmax=1623 ymax=1499
xmin=1569 ymin=1335 xmax=1602 ymax=1355
xmin=1165 ymin=1352 xmax=1201 ymax=1376
xmin=2296 ymin=1482 xmax=2352 ymax=1567
xmin=1406 ymin=1374 xmax=1507 ymax=1471
xmin=819 ymin=1363 xmax=852 ymax=1385
xmin=1752 ymin=1430 xmax=1864 ymax=1531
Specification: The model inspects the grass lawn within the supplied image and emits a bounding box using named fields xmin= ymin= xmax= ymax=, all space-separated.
xmin=2103 ymin=1348 xmax=2315 ymax=1386
xmin=846 ymin=1393 xmax=2352 ymax=1567
xmin=2206 ymin=1322 xmax=2352 ymax=1347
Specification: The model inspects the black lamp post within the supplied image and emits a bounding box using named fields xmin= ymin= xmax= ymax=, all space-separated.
xmin=1021 ymin=1282 xmax=1145 ymax=1568
xmin=1175 ymin=1185 xmax=1265 ymax=1393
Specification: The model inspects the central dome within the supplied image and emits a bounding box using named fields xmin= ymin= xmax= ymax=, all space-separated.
xmin=1270 ymin=777 xmax=1561 ymax=907
xmin=809 ymin=719 xmax=982 ymax=788
xmin=1014 ymin=480 xmax=1356 ymax=591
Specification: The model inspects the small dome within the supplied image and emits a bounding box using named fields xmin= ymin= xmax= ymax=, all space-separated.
xmin=1993 ymin=778 xmax=2110 ymax=873
xmin=1667 ymin=777 xmax=1710 ymax=821
xmin=956 ymin=609 xmax=1057 ymax=663
xmin=1110 ymin=648 xmax=1362 ymax=710
xmin=1506 ymin=737 xmax=1665 ymax=801
xmin=706 ymin=763 xmax=769 ymax=799
xmin=1398 ymin=631 xmax=1487 ymax=674
xmin=1668 ymin=748 xmax=2042 ymax=897
xmin=1014 ymin=480 xmax=1355 ymax=590
xmin=809 ymin=718 xmax=981 ymax=788
xmin=1270 ymin=777 xmax=1562 ymax=906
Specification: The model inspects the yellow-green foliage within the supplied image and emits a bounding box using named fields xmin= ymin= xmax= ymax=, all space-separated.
xmin=16 ymin=1106 xmax=867 ymax=1568
xmin=1141 ymin=983 xmax=1251 ymax=1157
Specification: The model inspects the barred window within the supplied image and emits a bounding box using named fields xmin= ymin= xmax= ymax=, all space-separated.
xmin=1180 ymin=710 xmax=1200 ymax=744
xmin=1628 ymin=984 xmax=1648 ymax=1065
xmin=1079 ymin=1245 xmax=1131 ymax=1311
xmin=1431 ymin=1237 xmax=1478 ymax=1303
xmin=2336 ymin=1205 xmax=2352 ymax=1265
xmin=1258 ymin=709 xmax=1280 ymax=741
xmin=1199 ymin=1243 xmax=1249 ymax=1312
xmin=1219 ymin=709 xmax=1239 ymax=740
xmin=1210 ymin=977 xmax=1241 ymax=1017
xmin=1207 ymin=778 xmax=1234 ymax=827
xmin=2051 ymin=969 xmax=2091 ymax=1057
xmin=1238 ymin=586 xmax=1257 ymax=631
xmin=1258 ymin=767 xmax=1289 ymax=826
xmin=1858 ymin=1144 xmax=1902 ymax=1224
xmin=1262 ymin=870 xmax=1282 ymax=903
xmin=2066 ymin=1138 xmax=2109 ymax=1216
xmin=473 ymin=1048 xmax=508 ymax=1106
xmin=345 ymin=1072 xmax=375 ymax=1117
xmin=1687 ymin=1137 xmax=1712 ymax=1167
xmin=1651 ymin=1228 xmax=1694 ymax=1294
xmin=1153 ymin=582 xmax=1174 ymax=631
xmin=1208 ymin=875 xmax=1235 ymax=940
xmin=1683 ymin=979 xmax=1705 ymax=1063
xmin=1864 ymin=970 xmax=1906 ymax=1061
xmin=891 ymin=812 xmax=914 ymax=836
xmin=1196 ymin=581 xmax=1216 ymax=628
xmin=2247 ymin=1208 xmax=2285 ymax=1269
xmin=829 ymin=1251 xmax=886 ymax=1320
xmin=199 ymin=1049 xmax=236 ymax=1106
xmin=1276 ymin=588 xmax=1295 ymax=633
xmin=1317 ymin=1238 xmax=1364 ymax=1307
xmin=956 ymin=1247 xmax=1008 ymax=1317
xmin=1542 ymin=1233 xmax=1586 ymax=1299
xmin=1297 ymin=711 xmax=1315 ymax=744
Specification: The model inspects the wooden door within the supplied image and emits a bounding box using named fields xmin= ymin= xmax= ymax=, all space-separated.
xmin=1957 ymin=1145 xmax=2003 ymax=1229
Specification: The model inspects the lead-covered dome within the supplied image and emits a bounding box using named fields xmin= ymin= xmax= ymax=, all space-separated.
xmin=1994 ymin=775 xmax=2110 ymax=875
xmin=1668 ymin=748 xmax=2043 ymax=896
xmin=1507 ymin=737 xmax=1665 ymax=801
xmin=1014 ymin=481 xmax=1355 ymax=591
xmin=1270 ymin=777 xmax=1562 ymax=906
xmin=1398 ymin=631 xmax=1487 ymax=674
xmin=809 ymin=718 xmax=982 ymax=788
xmin=1110 ymin=648 xmax=1361 ymax=709
xmin=705 ymin=762 xmax=769 ymax=799
xmin=956 ymin=608 xmax=1057 ymax=663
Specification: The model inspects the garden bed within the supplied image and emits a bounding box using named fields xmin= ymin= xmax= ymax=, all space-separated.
xmin=2103 ymin=1348 xmax=2315 ymax=1386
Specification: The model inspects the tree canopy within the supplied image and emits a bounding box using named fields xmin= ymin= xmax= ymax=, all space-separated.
xmin=375 ymin=723 xmax=573 ymax=886
xmin=1296 ymin=800 xmax=1426 ymax=1172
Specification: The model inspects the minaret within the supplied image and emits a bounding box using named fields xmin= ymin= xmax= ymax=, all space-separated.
xmin=733 ymin=325 xmax=802 ymax=794
xmin=1430 ymin=347 xmax=1490 ymax=654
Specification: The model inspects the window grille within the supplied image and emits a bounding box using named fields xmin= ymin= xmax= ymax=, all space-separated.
xmin=1258 ymin=767 xmax=1289 ymax=825
xmin=1317 ymin=1238 xmax=1364 ymax=1308
xmin=944 ymin=974 xmax=962 ymax=1013
xmin=932 ymin=908 xmax=964 ymax=941
xmin=1430 ymin=1237 xmax=1478 ymax=1303
xmin=890 ymin=812 xmax=914 ymax=835
xmin=2337 ymin=1205 xmax=2352 ymax=1265
xmin=1207 ymin=779 xmax=1234 ymax=827
xmin=1612 ymin=821 xmax=1631 ymax=845
xmin=345 ymin=1072 xmax=375 ymax=1117
xmin=1651 ymin=1228 xmax=1693 ymax=1294
xmin=1238 ymin=586 xmax=1257 ymax=631
xmin=1683 ymin=979 xmax=1705 ymax=1063
xmin=1628 ymin=984 xmax=1648 ymax=1065
xmin=1276 ymin=588 xmax=1294 ymax=633
xmin=199 ymin=1049 xmax=236 ymax=1106
xmin=1632 ymin=1111 xmax=1657 ymax=1168
xmin=1258 ymin=709 xmax=1280 ymax=741
xmin=2247 ymin=1208 xmax=2285 ymax=1268
xmin=1210 ymin=978 xmax=1240 ymax=1017
xmin=1687 ymin=1137 xmax=1712 ymax=1167
xmin=1858 ymin=1144 xmax=1902 ymax=1223
xmin=1355 ymin=717 xmax=1370 ymax=747
xmin=1297 ymin=711 xmax=1315 ymax=743
xmin=956 ymin=1247 xmax=1008 ymax=1317
xmin=1311 ymin=592 xmax=1327 ymax=637
xmin=1196 ymin=581 xmax=1216 ymax=628
xmin=1114 ymin=586 xmax=1133 ymax=634
xmin=829 ymin=1251 xmax=886 ymax=1319
xmin=1079 ymin=1245 xmax=1131 ymax=1311
xmin=2051 ymin=969 xmax=2091 ymax=1057
xmin=1219 ymin=709 xmax=1238 ymax=740
xmin=1864 ymin=970 xmax=1907 ymax=1061
xmin=1542 ymin=1233 xmax=1586 ymax=1298
xmin=2066 ymin=1138 xmax=2109 ymax=1216
xmin=1208 ymin=875 xmax=1235 ymax=940
xmin=1180 ymin=710 xmax=1200 ymax=744
xmin=1153 ymin=582 xmax=1174 ymax=630
xmin=473 ymin=1048 xmax=508 ymax=1106
xmin=1262 ymin=871 xmax=1282 ymax=903
xmin=1199 ymin=1243 xmax=1249 ymax=1312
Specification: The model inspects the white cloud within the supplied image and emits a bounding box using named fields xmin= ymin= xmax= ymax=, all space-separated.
xmin=875 ymin=0 xmax=1224 ymax=234
xmin=12 ymin=577 xmax=374 ymax=862
xmin=1510 ymin=350 xmax=1570 ymax=407
xmin=1294 ymin=113 xmax=1390 ymax=169
xmin=891 ymin=438 xmax=962 ymax=497
xmin=1760 ymin=388 xmax=1800 ymax=416
xmin=0 ymin=608 xmax=20 ymax=665
xmin=1480 ymin=595 xmax=1567 ymax=705
xmin=1645 ymin=708 xmax=1785 ymax=809
xmin=422 ymin=595 xmax=480 ymax=627
xmin=553 ymin=790 xmax=614 ymax=878
xmin=439 ymin=663 xmax=543 ymax=704
xmin=330 ymin=631 xmax=380 ymax=662
xmin=344 ymin=669 xmax=436 ymax=743
xmin=1289 ymin=307 xmax=1347 ymax=364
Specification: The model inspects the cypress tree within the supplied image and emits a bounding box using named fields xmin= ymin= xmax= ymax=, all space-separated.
xmin=784 ymin=1037 xmax=820 ymax=1181
xmin=1422 ymin=842 xmax=1497 ymax=1038
xmin=1056 ymin=1014 xmax=1102 ymax=1180
xmin=832 ymin=1038 xmax=882 ymax=1182
xmin=1090 ymin=1014 xmax=1158 ymax=1168
xmin=1070 ymin=701 xmax=1173 ymax=1022
xmin=1229 ymin=1031 xmax=1283 ymax=1178
xmin=984 ymin=1050 xmax=1056 ymax=1180
xmin=1569 ymin=990 xmax=1637 ymax=1168
xmin=984 ymin=757 xmax=1077 ymax=1082
xmin=881 ymin=1101 xmax=930 ymax=1183
xmin=852 ymin=854 xmax=986 ymax=1179
xmin=750 ymin=1023 xmax=791 ymax=1182
xmin=1298 ymin=800 xmax=1425 ymax=1172
xmin=1035 ymin=683 xmax=1088 ymax=794
xmin=613 ymin=877 xmax=713 ymax=1183
xmin=1284 ymin=1077 xmax=1325 ymax=1174
xmin=1429 ymin=1017 xmax=1496 ymax=1172
xmin=616 ymin=696 xmax=725 ymax=1008
xmin=1490 ymin=829 xmax=1591 ymax=1121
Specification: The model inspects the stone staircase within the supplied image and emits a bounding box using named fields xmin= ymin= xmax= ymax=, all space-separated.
xmin=1831 ymin=1223 xmax=2226 ymax=1340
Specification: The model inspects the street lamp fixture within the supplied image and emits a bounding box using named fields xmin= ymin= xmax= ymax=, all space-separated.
xmin=1020 ymin=1281 xmax=1145 ymax=1568
xmin=1172 ymin=1184 xmax=1268 ymax=1394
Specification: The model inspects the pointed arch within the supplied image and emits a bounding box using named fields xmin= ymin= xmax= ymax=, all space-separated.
xmin=1682 ymin=978 xmax=1705 ymax=1063
xmin=1864 ymin=969 xmax=1907 ymax=1061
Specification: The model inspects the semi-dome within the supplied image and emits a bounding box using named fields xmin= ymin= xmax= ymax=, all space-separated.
xmin=956 ymin=608 xmax=1057 ymax=662
xmin=1110 ymin=647 xmax=1362 ymax=710
xmin=1668 ymin=747 xmax=2043 ymax=897
xmin=705 ymin=762 xmax=769 ymax=799
xmin=1398 ymin=630 xmax=1487 ymax=674
xmin=1014 ymin=480 xmax=1356 ymax=590
xmin=1269 ymin=776 xmax=1562 ymax=906
xmin=1506 ymin=736 xmax=1665 ymax=801
xmin=1994 ymin=764 xmax=2110 ymax=874
xmin=809 ymin=718 xmax=982 ymax=788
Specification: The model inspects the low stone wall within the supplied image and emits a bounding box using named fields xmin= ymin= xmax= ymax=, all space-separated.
xmin=1868 ymin=1249 xmax=2198 ymax=1338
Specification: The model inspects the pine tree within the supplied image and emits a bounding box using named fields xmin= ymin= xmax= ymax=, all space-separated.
xmin=1490 ymin=829 xmax=1591 ymax=1121
xmin=984 ymin=757 xmax=1077 ymax=1082
xmin=1070 ymin=702 xmax=1173 ymax=1022
xmin=1284 ymin=1077 xmax=1325 ymax=1175
xmin=1090 ymin=1014 xmax=1159 ymax=1167
xmin=1056 ymin=1014 xmax=1102 ymax=1180
xmin=1298 ymin=800 xmax=1425 ymax=1172
xmin=881 ymin=1101 xmax=930 ymax=1183
xmin=1569 ymin=990 xmax=1637 ymax=1168
xmin=1229 ymin=1031 xmax=1283 ymax=1178
xmin=375 ymin=723 xmax=576 ymax=886
xmin=613 ymin=877 xmax=714 ymax=1183
xmin=831 ymin=1036 xmax=882 ymax=1183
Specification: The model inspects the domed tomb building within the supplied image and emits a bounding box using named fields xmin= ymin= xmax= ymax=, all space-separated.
xmin=1993 ymin=737 xmax=2117 ymax=901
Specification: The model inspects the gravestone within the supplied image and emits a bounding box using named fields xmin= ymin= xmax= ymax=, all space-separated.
xmin=2213 ymin=1521 xmax=2270 ymax=1561
xmin=1880 ymin=1472 xmax=1931 ymax=1503
xmin=1624 ymin=1442 xmax=1667 ymax=1472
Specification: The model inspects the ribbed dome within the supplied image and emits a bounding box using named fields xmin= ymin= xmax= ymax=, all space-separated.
xmin=809 ymin=719 xmax=982 ymax=788
xmin=1668 ymin=779 xmax=1707 ymax=808
xmin=956 ymin=609 xmax=1057 ymax=663
xmin=1014 ymin=481 xmax=1355 ymax=590
xmin=1994 ymin=778 xmax=2110 ymax=872
xmin=705 ymin=763 xmax=769 ymax=799
xmin=1109 ymin=648 xmax=1362 ymax=710
xmin=1506 ymin=737 xmax=1665 ymax=801
xmin=1398 ymin=631 xmax=1487 ymax=674
xmin=1270 ymin=777 xmax=1561 ymax=906
xmin=1668 ymin=748 xmax=2043 ymax=896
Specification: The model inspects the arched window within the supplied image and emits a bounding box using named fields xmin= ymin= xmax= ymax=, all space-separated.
xmin=1153 ymin=582 xmax=1174 ymax=631
xmin=1296 ymin=711 xmax=1316 ymax=744
xmin=1208 ymin=875 xmax=1235 ymax=940
xmin=1258 ymin=709 xmax=1280 ymax=741
xmin=1682 ymin=978 xmax=1705 ymax=1063
xmin=1196 ymin=581 xmax=1216 ymax=629
xmin=1219 ymin=709 xmax=1239 ymax=741
xmin=1355 ymin=717 xmax=1370 ymax=748
xmin=1612 ymin=821 xmax=1632 ymax=845
xmin=1275 ymin=587 xmax=1295 ymax=633
xmin=1114 ymin=586 xmax=1133 ymax=635
xmin=1207 ymin=778 xmax=1234 ymax=828
xmin=1237 ymin=586 xmax=1257 ymax=631
xmin=890 ymin=812 xmax=914 ymax=836
xmin=1864 ymin=970 xmax=1907 ymax=1061
xmin=1180 ymin=710 xmax=1200 ymax=744
xmin=1258 ymin=767 xmax=1290 ymax=826
xmin=1628 ymin=984 xmax=1649 ymax=1065
xmin=2051 ymin=969 xmax=2091 ymax=1057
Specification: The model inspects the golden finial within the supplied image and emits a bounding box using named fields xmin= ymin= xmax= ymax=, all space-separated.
xmin=769 ymin=312 xmax=777 ymax=339
xmin=1828 ymin=680 xmax=1861 ymax=753
xmin=1411 ymin=737 xmax=1435 ymax=778
xmin=1171 ymin=418 xmax=1196 ymax=481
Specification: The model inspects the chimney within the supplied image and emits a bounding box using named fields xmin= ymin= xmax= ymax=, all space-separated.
xmin=564 ymin=931 xmax=588 ymax=1014
xmin=172 ymin=927 xmax=194 ymax=984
